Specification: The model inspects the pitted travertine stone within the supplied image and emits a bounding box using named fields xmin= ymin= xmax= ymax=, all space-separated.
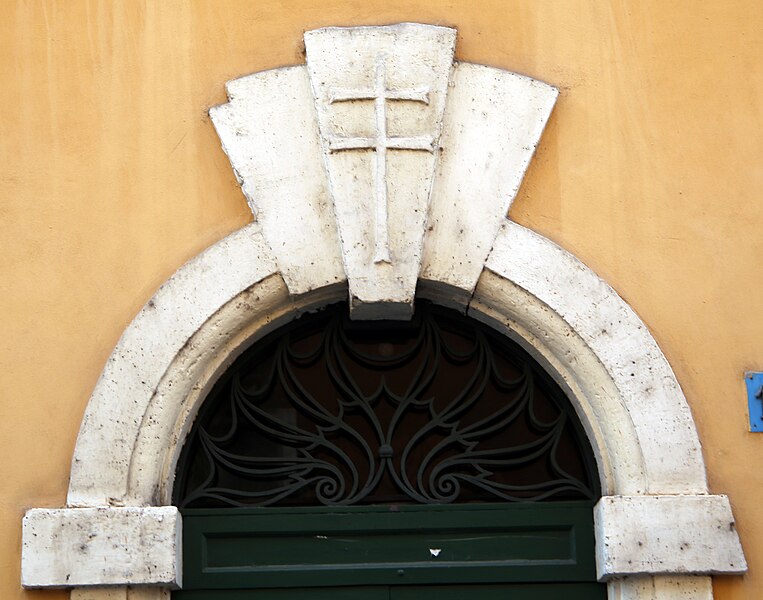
xmin=22 ymin=507 xmax=181 ymax=588
xmin=594 ymin=495 xmax=746 ymax=579
xmin=608 ymin=576 xmax=713 ymax=599
xmin=210 ymin=66 xmax=345 ymax=295
xmin=305 ymin=24 xmax=456 ymax=319
xmin=67 ymin=223 xmax=280 ymax=508
xmin=485 ymin=220 xmax=707 ymax=495
xmin=421 ymin=63 xmax=558 ymax=306
xmin=468 ymin=270 xmax=643 ymax=496
xmin=71 ymin=589 xmax=166 ymax=600
xmin=126 ymin=276 xmax=337 ymax=507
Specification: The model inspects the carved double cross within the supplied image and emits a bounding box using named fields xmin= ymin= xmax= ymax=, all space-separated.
xmin=328 ymin=54 xmax=434 ymax=264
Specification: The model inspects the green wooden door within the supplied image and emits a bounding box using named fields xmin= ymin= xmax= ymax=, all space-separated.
xmin=173 ymin=503 xmax=606 ymax=599
xmin=172 ymin=304 xmax=606 ymax=599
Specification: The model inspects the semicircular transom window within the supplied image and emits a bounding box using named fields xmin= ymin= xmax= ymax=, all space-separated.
xmin=174 ymin=302 xmax=599 ymax=508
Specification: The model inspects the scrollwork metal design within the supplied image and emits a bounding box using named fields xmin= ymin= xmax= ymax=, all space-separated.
xmin=174 ymin=303 xmax=598 ymax=507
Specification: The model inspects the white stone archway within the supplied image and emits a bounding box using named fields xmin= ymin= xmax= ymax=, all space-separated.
xmin=21 ymin=23 xmax=745 ymax=600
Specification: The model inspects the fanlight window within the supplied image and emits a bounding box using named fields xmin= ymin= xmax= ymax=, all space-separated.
xmin=174 ymin=302 xmax=599 ymax=508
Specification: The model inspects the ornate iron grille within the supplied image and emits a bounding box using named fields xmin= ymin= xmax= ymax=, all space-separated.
xmin=174 ymin=303 xmax=599 ymax=508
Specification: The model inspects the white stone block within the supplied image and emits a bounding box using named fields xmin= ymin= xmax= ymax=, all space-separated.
xmin=71 ymin=587 xmax=166 ymax=600
xmin=22 ymin=507 xmax=181 ymax=588
xmin=486 ymin=220 xmax=707 ymax=494
xmin=305 ymin=24 xmax=456 ymax=318
xmin=68 ymin=224 xmax=278 ymax=507
xmin=595 ymin=495 xmax=746 ymax=580
xmin=421 ymin=63 xmax=558 ymax=305
xmin=71 ymin=590 xmax=130 ymax=600
xmin=210 ymin=66 xmax=345 ymax=295
xmin=607 ymin=575 xmax=713 ymax=600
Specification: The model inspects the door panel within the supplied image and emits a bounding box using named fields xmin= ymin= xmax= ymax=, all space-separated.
xmin=182 ymin=503 xmax=598 ymax=590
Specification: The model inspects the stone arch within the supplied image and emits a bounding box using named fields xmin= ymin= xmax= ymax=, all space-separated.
xmin=21 ymin=22 xmax=745 ymax=600
xmin=67 ymin=220 xmax=685 ymax=508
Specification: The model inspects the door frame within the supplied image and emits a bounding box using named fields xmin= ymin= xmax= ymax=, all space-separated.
xmin=21 ymin=23 xmax=744 ymax=600
xmin=22 ymin=221 xmax=744 ymax=600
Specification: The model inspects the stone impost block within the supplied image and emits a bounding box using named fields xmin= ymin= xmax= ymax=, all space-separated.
xmin=594 ymin=495 xmax=746 ymax=580
xmin=22 ymin=507 xmax=181 ymax=589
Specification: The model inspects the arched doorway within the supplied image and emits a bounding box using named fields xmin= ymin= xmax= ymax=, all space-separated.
xmin=19 ymin=220 xmax=747 ymax=599
xmin=19 ymin=23 xmax=745 ymax=600
xmin=171 ymin=302 xmax=606 ymax=599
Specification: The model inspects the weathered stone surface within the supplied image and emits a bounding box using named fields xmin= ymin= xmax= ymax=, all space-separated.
xmin=421 ymin=62 xmax=558 ymax=305
xmin=67 ymin=224 xmax=279 ymax=507
xmin=305 ymin=24 xmax=456 ymax=318
xmin=607 ymin=575 xmax=713 ymax=599
xmin=210 ymin=66 xmax=345 ymax=295
xmin=595 ymin=495 xmax=747 ymax=579
xmin=469 ymin=268 xmax=646 ymax=496
xmin=71 ymin=590 xmax=130 ymax=600
xmin=71 ymin=589 xmax=167 ymax=600
xmin=485 ymin=220 xmax=707 ymax=494
xmin=22 ymin=507 xmax=181 ymax=588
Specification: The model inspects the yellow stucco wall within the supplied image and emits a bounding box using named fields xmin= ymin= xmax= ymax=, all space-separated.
xmin=1 ymin=1 xmax=761 ymax=598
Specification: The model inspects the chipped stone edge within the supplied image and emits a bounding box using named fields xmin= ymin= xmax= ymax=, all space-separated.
xmin=209 ymin=65 xmax=346 ymax=296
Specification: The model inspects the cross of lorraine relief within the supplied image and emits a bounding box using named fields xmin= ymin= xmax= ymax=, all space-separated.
xmin=303 ymin=24 xmax=456 ymax=318
xmin=211 ymin=24 xmax=559 ymax=320
xmin=327 ymin=53 xmax=435 ymax=264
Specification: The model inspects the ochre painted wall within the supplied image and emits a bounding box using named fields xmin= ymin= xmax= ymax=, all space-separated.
xmin=2 ymin=1 xmax=761 ymax=598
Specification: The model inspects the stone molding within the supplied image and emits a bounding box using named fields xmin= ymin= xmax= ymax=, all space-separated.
xmin=483 ymin=221 xmax=708 ymax=495
xmin=20 ymin=23 xmax=745 ymax=600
